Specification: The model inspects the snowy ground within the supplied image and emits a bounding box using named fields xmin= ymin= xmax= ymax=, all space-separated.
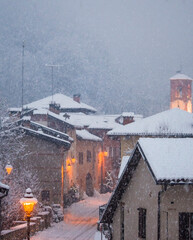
xmin=31 ymin=192 xmax=110 ymax=240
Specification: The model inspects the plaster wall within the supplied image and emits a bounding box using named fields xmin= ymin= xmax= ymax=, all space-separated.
xmin=120 ymin=136 xmax=139 ymax=159
xmin=76 ymin=139 xmax=102 ymax=193
xmin=15 ymin=135 xmax=66 ymax=205
xmin=112 ymin=158 xmax=161 ymax=240
xmin=161 ymin=185 xmax=193 ymax=240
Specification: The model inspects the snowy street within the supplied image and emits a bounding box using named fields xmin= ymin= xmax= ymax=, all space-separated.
xmin=31 ymin=192 xmax=110 ymax=240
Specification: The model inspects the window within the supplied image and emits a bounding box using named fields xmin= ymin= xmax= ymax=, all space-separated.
xmin=93 ymin=147 xmax=96 ymax=162
xmin=79 ymin=152 xmax=83 ymax=164
xmin=138 ymin=208 xmax=146 ymax=238
xmin=120 ymin=203 xmax=125 ymax=240
xmin=41 ymin=190 xmax=50 ymax=201
xmin=87 ymin=150 xmax=91 ymax=162
xmin=113 ymin=147 xmax=116 ymax=157
xmin=109 ymin=147 xmax=112 ymax=157
xmin=177 ymin=86 xmax=183 ymax=98
xmin=179 ymin=212 xmax=193 ymax=240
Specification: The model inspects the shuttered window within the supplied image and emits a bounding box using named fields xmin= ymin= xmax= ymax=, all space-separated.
xmin=138 ymin=208 xmax=146 ymax=238
xmin=41 ymin=190 xmax=50 ymax=201
xmin=179 ymin=212 xmax=193 ymax=240
xmin=87 ymin=150 xmax=91 ymax=162
xmin=79 ymin=152 xmax=83 ymax=164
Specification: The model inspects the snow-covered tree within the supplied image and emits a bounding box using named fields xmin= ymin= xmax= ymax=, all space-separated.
xmin=104 ymin=171 xmax=114 ymax=192
xmin=0 ymin=99 xmax=40 ymax=229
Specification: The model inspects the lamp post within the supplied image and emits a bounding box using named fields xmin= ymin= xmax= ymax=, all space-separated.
xmin=20 ymin=188 xmax=37 ymax=240
xmin=0 ymin=181 xmax=9 ymax=237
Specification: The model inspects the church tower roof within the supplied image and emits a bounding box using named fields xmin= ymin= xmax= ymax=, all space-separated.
xmin=170 ymin=73 xmax=193 ymax=81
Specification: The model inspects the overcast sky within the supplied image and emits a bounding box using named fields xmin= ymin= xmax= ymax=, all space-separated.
xmin=0 ymin=0 xmax=193 ymax=115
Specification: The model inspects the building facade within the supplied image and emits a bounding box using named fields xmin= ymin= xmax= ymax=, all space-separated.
xmin=100 ymin=138 xmax=193 ymax=240
xmin=170 ymin=73 xmax=192 ymax=113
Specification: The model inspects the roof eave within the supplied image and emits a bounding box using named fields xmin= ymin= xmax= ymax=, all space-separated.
xmin=22 ymin=127 xmax=71 ymax=150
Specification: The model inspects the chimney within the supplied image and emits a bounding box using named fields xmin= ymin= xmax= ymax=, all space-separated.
xmin=122 ymin=116 xmax=134 ymax=125
xmin=49 ymin=102 xmax=60 ymax=114
xmin=116 ymin=112 xmax=135 ymax=125
xmin=73 ymin=94 xmax=81 ymax=103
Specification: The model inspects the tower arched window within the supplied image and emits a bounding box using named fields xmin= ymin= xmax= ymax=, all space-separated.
xmin=177 ymin=86 xmax=182 ymax=98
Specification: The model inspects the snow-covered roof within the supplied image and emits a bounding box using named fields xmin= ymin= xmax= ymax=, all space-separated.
xmin=8 ymin=107 xmax=22 ymax=112
xmin=48 ymin=111 xmax=121 ymax=130
xmin=33 ymin=108 xmax=48 ymax=115
xmin=88 ymin=115 xmax=121 ymax=130
xmin=21 ymin=126 xmax=71 ymax=147
xmin=100 ymin=138 xmax=193 ymax=224
xmin=170 ymin=73 xmax=193 ymax=81
xmin=0 ymin=181 xmax=9 ymax=198
xmin=139 ymin=138 xmax=193 ymax=181
xmin=108 ymin=108 xmax=193 ymax=136
xmin=22 ymin=116 xmax=31 ymax=121
xmin=121 ymin=112 xmax=134 ymax=117
xmin=23 ymin=93 xmax=97 ymax=113
xmin=76 ymin=129 xmax=102 ymax=141
xmin=0 ymin=182 xmax=9 ymax=190
xmin=29 ymin=120 xmax=71 ymax=140
xmin=118 ymin=156 xmax=130 ymax=178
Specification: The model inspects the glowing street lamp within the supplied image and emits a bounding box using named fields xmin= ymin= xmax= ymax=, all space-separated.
xmin=5 ymin=162 xmax=13 ymax=175
xmin=20 ymin=188 xmax=37 ymax=240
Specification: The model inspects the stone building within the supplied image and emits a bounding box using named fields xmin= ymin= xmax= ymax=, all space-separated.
xmin=14 ymin=119 xmax=71 ymax=206
xmin=10 ymin=93 xmax=141 ymax=195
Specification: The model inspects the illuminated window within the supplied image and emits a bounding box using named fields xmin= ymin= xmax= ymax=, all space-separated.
xmin=79 ymin=152 xmax=83 ymax=165
xmin=41 ymin=190 xmax=50 ymax=201
xmin=87 ymin=150 xmax=91 ymax=162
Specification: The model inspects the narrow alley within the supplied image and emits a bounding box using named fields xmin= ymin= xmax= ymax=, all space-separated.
xmin=31 ymin=193 xmax=110 ymax=240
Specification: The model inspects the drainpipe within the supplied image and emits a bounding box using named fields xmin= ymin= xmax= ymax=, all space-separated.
xmin=101 ymin=223 xmax=112 ymax=240
xmin=100 ymin=224 xmax=103 ymax=240
xmin=157 ymin=184 xmax=167 ymax=240
xmin=108 ymin=223 xmax=112 ymax=240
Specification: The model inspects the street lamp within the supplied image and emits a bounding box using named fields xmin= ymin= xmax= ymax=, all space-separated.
xmin=20 ymin=188 xmax=37 ymax=240
xmin=0 ymin=181 xmax=9 ymax=237
xmin=5 ymin=162 xmax=13 ymax=175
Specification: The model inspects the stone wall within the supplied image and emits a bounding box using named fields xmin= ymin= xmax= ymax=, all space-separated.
xmin=1 ymin=211 xmax=51 ymax=240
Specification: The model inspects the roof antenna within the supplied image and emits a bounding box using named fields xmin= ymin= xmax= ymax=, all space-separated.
xmin=176 ymin=64 xmax=183 ymax=74
xmin=45 ymin=64 xmax=63 ymax=102
xmin=21 ymin=41 xmax=25 ymax=111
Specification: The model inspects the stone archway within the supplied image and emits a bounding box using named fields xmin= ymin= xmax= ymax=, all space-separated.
xmin=86 ymin=173 xmax=94 ymax=197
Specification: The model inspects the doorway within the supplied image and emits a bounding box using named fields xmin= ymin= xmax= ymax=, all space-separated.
xmin=86 ymin=173 xmax=94 ymax=197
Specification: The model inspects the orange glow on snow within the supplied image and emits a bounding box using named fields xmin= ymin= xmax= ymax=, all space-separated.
xmin=64 ymin=213 xmax=98 ymax=226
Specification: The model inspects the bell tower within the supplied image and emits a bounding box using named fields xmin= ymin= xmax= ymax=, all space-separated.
xmin=170 ymin=72 xmax=192 ymax=113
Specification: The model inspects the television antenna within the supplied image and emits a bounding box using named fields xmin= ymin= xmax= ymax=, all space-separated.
xmin=45 ymin=64 xmax=63 ymax=102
